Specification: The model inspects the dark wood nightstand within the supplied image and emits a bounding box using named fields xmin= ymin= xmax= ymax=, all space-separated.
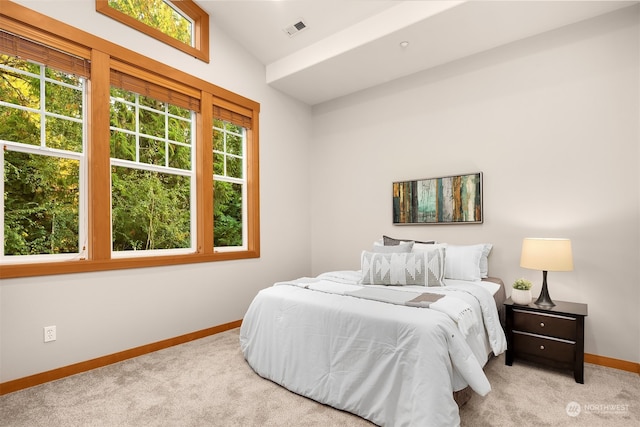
xmin=504 ymin=298 xmax=588 ymax=383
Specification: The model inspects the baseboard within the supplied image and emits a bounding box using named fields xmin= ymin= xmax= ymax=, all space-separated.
xmin=585 ymin=353 xmax=640 ymax=375
xmin=0 ymin=319 xmax=242 ymax=396
xmin=2 ymin=323 xmax=637 ymax=396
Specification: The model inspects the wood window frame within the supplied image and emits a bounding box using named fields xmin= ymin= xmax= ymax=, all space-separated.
xmin=95 ymin=0 xmax=210 ymax=63
xmin=0 ymin=2 xmax=259 ymax=279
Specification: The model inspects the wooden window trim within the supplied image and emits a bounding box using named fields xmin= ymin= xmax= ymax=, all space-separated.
xmin=95 ymin=0 xmax=210 ymax=63
xmin=0 ymin=2 xmax=259 ymax=279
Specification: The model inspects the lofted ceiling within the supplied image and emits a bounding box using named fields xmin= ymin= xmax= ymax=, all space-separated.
xmin=199 ymin=1 xmax=637 ymax=106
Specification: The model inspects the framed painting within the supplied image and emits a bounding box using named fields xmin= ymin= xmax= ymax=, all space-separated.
xmin=393 ymin=172 xmax=483 ymax=225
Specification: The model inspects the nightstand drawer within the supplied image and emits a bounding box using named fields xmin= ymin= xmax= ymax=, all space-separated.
xmin=513 ymin=309 xmax=576 ymax=341
xmin=513 ymin=332 xmax=575 ymax=364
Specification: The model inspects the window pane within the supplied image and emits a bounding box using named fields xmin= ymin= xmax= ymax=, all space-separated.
xmin=168 ymin=116 xmax=191 ymax=144
xmin=227 ymin=156 xmax=242 ymax=179
xmin=0 ymin=106 xmax=40 ymax=146
xmin=107 ymin=0 xmax=193 ymax=45
xmin=45 ymin=67 xmax=84 ymax=86
xmin=0 ymin=58 xmax=41 ymax=109
xmin=168 ymin=104 xmax=191 ymax=119
xmin=139 ymin=137 xmax=165 ymax=165
xmin=110 ymin=87 xmax=136 ymax=103
xmin=213 ymin=127 xmax=224 ymax=151
xmin=4 ymin=151 xmax=80 ymax=255
xmin=139 ymin=95 xmax=165 ymax=110
xmin=46 ymin=116 xmax=83 ymax=152
xmin=226 ymin=133 xmax=242 ymax=156
xmin=110 ymin=131 xmax=136 ymax=161
xmin=214 ymin=181 xmax=243 ymax=247
xmin=112 ymin=167 xmax=191 ymax=251
xmin=168 ymin=143 xmax=190 ymax=170
xmin=0 ymin=54 xmax=40 ymax=77
xmin=45 ymin=79 xmax=83 ymax=119
xmin=110 ymin=99 xmax=136 ymax=131
xmin=225 ymin=122 xmax=242 ymax=134
xmin=213 ymin=152 xmax=224 ymax=175
xmin=140 ymin=108 xmax=165 ymax=138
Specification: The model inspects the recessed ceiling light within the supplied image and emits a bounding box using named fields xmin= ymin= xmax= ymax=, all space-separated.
xmin=399 ymin=41 xmax=409 ymax=48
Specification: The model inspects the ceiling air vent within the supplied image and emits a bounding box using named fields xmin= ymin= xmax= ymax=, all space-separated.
xmin=284 ymin=19 xmax=307 ymax=37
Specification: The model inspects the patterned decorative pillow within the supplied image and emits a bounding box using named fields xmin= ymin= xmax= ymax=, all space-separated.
xmin=361 ymin=248 xmax=445 ymax=286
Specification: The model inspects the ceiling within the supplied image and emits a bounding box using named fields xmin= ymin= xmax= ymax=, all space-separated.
xmin=200 ymin=1 xmax=637 ymax=106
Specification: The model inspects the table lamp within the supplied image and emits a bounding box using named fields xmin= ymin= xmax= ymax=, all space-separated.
xmin=520 ymin=238 xmax=573 ymax=308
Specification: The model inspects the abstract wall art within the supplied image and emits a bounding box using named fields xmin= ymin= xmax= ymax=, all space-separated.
xmin=393 ymin=172 xmax=483 ymax=225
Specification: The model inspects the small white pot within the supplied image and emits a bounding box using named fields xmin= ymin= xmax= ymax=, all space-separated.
xmin=511 ymin=288 xmax=532 ymax=305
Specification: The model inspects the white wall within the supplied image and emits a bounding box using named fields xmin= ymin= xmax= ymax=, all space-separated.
xmin=0 ymin=1 xmax=313 ymax=382
xmin=310 ymin=7 xmax=640 ymax=363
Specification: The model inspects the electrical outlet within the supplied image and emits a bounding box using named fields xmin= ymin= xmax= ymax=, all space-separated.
xmin=44 ymin=325 xmax=56 ymax=343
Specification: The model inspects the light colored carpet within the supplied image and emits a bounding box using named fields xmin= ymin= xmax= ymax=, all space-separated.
xmin=1 ymin=328 xmax=638 ymax=426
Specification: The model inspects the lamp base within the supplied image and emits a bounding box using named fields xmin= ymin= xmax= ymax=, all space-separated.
xmin=534 ymin=270 xmax=555 ymax=308
xmin=534 ymin=294 xmax=555 ymax=308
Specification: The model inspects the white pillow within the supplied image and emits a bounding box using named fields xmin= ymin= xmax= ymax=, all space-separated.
xmin=479 ymin=243 xmax=493 ymax=278
xmin=413 ymin=242 xmax=447 ymax=253
xmin=361 ymin=248 xmax=445 ymax=286
xmin=444 ymin=244 xmax=485 ymax=281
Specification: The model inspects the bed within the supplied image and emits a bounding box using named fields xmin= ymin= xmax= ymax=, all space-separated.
xmin=239 ymin=240 xmax=507 ymax=427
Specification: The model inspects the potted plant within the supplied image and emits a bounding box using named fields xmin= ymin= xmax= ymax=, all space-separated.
xmin=511 ymin=278 xmax=532 ymax=305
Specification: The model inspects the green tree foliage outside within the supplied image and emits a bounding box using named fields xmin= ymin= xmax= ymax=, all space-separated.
xmin=108 ymin=0 xmax=192 ymax=45
xmin=214 ymin=181 xmax=242 ymax=247
xmin=2 ymin=55 xmax=82 ymax=255
xmin=109 ymin=87 xmax=193 ymax=251
xmin=2 ymin=28 xmax=246 ymax=257
xmin=111 ymin=167 xmax=191 ymax=251
xmin=213 ymin=119 xmax=244 ymax=247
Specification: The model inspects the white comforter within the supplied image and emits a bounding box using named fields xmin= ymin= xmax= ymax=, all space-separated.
xmin=239 ymin=270 xmax=507 ymax=427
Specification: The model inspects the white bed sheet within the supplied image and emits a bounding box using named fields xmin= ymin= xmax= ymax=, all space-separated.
xmin=239 ymin=271 xmax=507 ymax=427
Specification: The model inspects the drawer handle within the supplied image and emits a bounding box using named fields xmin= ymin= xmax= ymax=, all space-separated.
xmin=540 ymin=322 xmax=545 ymax=328
xmin=540 ymin=345 xmax=545 ymax=350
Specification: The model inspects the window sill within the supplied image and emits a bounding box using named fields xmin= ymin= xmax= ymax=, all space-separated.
xmin=0 ymin=250 xmax=260 ymax=279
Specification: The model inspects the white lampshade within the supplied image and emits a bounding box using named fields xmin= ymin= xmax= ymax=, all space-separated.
xmin=520 ymin=238 xmax=573 ymax=272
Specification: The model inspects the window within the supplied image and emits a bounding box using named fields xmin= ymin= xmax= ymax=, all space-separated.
xmin=213 ymin=119 xmax=246 ymax=249
xmin=96 ymin=0 xmax=209 ymax=62
xmin=1 ymin=35 xmax=88 ymax=262
xmin=110 ymin=75 xmax=196 ymax=254
xmin=0 ymin=3 xmax=260 ymax=279
xmin=107 ymin=0 xmax=192 ymax=45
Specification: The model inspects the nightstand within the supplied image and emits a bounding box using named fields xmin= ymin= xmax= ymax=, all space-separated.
xmin=504 ymin=298 xmax=588 ymax=383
